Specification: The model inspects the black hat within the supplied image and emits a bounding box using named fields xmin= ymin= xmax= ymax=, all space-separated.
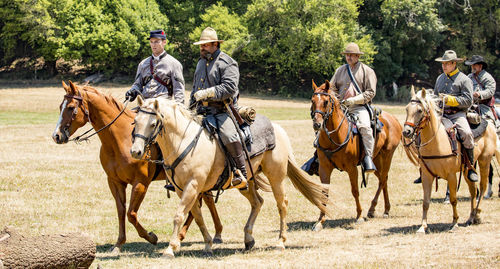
xmin=465 ymin=55 xmax=488 ymax=69
xmin=148 ymin=30 xmax=166 ymax=40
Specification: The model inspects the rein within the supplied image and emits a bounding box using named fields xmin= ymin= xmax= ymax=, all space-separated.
xmin=68 ymin=94 xmax=130 ymax=143
xmin=312 ymin=92 xmax=353 ymax=156
xmin=134 ymin=108 xmax=204 ymax=192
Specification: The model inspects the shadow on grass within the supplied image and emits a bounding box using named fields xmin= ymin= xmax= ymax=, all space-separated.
xmin=382 ymin=222 xmax=474 ymax=235
xmin=287 ymin=218 xmax=355 ymax=231
xmin=96 ymin=242 xmax=308 ymax=260
xmin=401 ymin=196 xmax=473 ymax=206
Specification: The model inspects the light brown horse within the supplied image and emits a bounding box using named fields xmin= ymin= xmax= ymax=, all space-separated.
xmin=51 ymin=81 xmax=223 ymax=252
xmin=310 ymin=80 xmax=402 ymax=230
xmin=130 ymin=96 xmax=331 ymax=258
xmin=402 ymin=88 xmax=499 ymax=233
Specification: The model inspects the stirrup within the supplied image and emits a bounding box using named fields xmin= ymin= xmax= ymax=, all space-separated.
xmin=164 ymin=184 xmax=175 ymax=192
xmin=231 ymin=170 xmax=248 ymax=189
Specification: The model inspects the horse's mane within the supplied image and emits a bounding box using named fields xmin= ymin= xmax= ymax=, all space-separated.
xmin=150 ymin=98 xmax=202 ymax=125
xmin=414 ymin=89 xmax=442 ymax=117
xmin=79 ymin=85 xmax=135 ymax=118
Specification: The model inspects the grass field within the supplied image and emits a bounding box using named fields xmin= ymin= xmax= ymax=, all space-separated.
xmin=1 ymin=84 xmax=499 ymax=268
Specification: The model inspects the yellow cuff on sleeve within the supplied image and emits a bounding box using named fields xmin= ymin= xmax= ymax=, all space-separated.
xmin=445 ymin=95 xmax=459 ymax=107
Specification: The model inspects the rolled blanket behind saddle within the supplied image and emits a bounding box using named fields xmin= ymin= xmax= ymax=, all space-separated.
xmin=238 ymin=106 xmax=257 ymax=124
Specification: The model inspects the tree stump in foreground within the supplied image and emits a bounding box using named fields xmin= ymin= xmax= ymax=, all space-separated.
xmin=0 ymin=227 xmax=95 ymax=269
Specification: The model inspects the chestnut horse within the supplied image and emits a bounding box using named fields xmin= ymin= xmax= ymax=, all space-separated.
xmin=51 ymin=81 xmax=223 ymax=252
xmin=402 ymin=88 xmax=499 ymax=233
xmin=130 ymin=97 xmax=331 ymax=258
xmin=310 ymin=80 xmax=402 ymax=230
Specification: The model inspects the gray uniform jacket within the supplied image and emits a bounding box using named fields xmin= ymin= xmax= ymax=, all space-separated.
xmin=130 ymin=52 xmax=185 ymax=104
xmin=190 ymin=49 xmax=240 ymax=109
xmin=468 ymin=70 xmax=496 ymax=102
xmin=434 ymin=71 xmax=473 ymax=112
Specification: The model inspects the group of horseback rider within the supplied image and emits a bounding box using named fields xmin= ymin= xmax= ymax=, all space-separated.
xmin=125 ymin=27 xmax=248 ymax=189
xmin=125 ymin=27 xmax=498 ymax=189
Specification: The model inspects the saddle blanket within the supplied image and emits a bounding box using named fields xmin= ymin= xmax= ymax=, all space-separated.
xmin=246 ymin=114 xmax=276 ymax=158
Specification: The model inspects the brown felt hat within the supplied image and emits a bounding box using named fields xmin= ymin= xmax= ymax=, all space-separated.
xmin=342 ymin=42 xmax=364 ymax=55
xmin=193 ymin=27 xmax=224 ymax=45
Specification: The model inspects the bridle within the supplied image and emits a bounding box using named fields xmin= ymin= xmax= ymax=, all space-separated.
xmin=132 ymin=108 xmax=164 ymax=152
xmin=403 ymin=98 xmax=442 ymax=149
xmin=311 ymin=91 xmax=352 ymax=154
xmin=61 ymin=92 xmax=130 ymax=143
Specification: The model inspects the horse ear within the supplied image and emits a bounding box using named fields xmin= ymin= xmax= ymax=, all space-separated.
xmin=137 ymin=95 xmax=144 ymax=106
xmin=312 ymin=79 xmax=317 ymax=91
xmin=421 ymin=87 xmax=426 ymax=98
xmin=410 ymin=85 xmax=415 ymax=98
xmin=68 ymin=80 xmax=78 ymax=95
xmin=62 ymin=81 xmax=69 ymax=93
xmin=154 ymin=99 xmax=159 ymax=111
xmin=325 ymin=80 xmax=330 ymax=90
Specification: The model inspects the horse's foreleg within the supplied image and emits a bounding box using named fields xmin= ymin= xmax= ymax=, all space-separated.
xmin=202 ymin=193 xmax=223 ymax=243
xmin=128 ymin=182 xmax=157 ymax=245
xmin=418 ymin=174 xmax=433 ymax=234
xmin=178 ymin=196 xmax=200 ymax=242
xmin=107 ymin=179 xmax=127 ymax=253
xmin=314 ymin=163 xmax=332 ymax=231
xmin=163 ymin=181 xmax=201 ymax=259
xmin=238 ymin=180 xmax=263 ymax=251
xmin=447 ymin=175 xmax=459 ymax=231
xmin=189 ymin=198 xmax=213 ymax=254
xmin=347 ymin=168 xmax=363 ymax=223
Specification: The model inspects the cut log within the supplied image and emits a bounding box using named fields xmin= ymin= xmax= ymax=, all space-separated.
xmin=0 ymin=227 xmax=95 ymax=269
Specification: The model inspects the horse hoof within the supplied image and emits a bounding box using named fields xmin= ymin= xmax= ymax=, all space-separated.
xmin=416 ymin=227 xmax=426 ymax=234
xmin=213 ymin=236 xmax=223 ymax=244
xmin=465 ymin=219 xmax=473 ymax=226
xmin=367 ymin=212 xmax=375 ymax=219
xmin=276 ymin=241 xmax=285 ymax=251
xmin=473 ymin=218 xmax=482 ymax=224
xmin=162 ymin=248 xmax=175 ymax=259
xmin=312 ymin=222 xmax=323 ymax=232
xmin=449 ymin=224 xmax=458 ymax=232
xmin=355 ymin=218 xmax=365 ymax=224
xmin=108 ymin=246 xmax=121 ymax=254
xmin=244 ymin=239 xmax=255 ymax=251
xmin=148 ymin=232 xmax=158 ymax=245
xmin=383 ymin=213 xmax=389 ymax=218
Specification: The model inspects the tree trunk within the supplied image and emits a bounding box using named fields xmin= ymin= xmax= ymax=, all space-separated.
xmin=0 ymin=227 xmax=95 ymax=269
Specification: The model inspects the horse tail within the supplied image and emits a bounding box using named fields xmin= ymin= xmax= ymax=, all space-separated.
xmin=287 ymin=157 xmax=332 ymax=217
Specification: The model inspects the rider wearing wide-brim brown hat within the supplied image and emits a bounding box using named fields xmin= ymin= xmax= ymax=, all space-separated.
xmin=433 ymin=49 xmax=478 ymax=182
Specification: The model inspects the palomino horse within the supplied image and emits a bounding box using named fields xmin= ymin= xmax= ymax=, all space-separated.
xmin=402 ymin=88 xmax=499 ymax=233
xmin=310 ymin=80 xmax=402 ymax=230
xmin=130 ymin=97 xmax=331 ymax=258
xmin=51 ymin=81 xmax=223 ymax=252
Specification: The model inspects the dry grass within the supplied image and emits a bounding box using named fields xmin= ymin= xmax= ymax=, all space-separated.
xmin=1 ymin=84 xmax=500 ymax=268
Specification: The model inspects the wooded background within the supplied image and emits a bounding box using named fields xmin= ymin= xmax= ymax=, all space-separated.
xmin=1 ymin=0 xmax=498 ymax=100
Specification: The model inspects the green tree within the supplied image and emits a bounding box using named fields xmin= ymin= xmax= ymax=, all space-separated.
xmin=360 ymin=0 xmax=445 ymax=100
xmin=242 ymin=0 xmax=376 ymax=95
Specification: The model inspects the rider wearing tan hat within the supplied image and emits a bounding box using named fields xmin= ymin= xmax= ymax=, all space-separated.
xmin=329 ymin=42 xmax=378 ymax=172
xmin=434 ymin=50 xmax=478 ymax=182
xmin=189 ymin=27 xmax=247 ymax=189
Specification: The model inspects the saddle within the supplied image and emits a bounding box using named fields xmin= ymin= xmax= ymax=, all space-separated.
xmin=203 ymin=113 xmax=276 ymax=192
xmin=439 ymin=116 xmax=488 ymax=155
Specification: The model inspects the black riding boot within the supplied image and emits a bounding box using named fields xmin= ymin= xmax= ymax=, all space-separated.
xmin=362 ymin=155 xmax=377 ymax=173
xmin=465 ymin=148 xmax=478 ymax=182
xmin=226 ymin=141 xmax=248 ymax=189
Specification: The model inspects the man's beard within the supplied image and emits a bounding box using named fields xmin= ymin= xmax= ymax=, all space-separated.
xmin=200 ymin=49 xmax=211 ymax=59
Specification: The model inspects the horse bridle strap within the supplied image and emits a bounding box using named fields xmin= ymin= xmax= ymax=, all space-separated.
xmin=163 ymin=126 xmax=205 ymax=192
xmin=133 ymin=108 xmax=163 ymax=150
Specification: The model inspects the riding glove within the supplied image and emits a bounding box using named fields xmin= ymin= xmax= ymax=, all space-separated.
xmin=444 ymin=95 xmax=459 ymax=107
xmin=344 ymin=94 xmax=365 ymax=106
xmin=194 ymin=88 xmax=215 ymax=101
xmin=126 ymin=89 xmax=139 ymax=102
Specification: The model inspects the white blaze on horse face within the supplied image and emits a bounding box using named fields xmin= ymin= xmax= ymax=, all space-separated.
xmin=52 ymin=99 xmax=68 ymax=141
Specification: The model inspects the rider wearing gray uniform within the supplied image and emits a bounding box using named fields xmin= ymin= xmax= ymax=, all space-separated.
xmin=189 ymin=27 xmax=247 ymax=189
xmin=434 ymin=50 xmax=478 ymax=182
xmin=126 ymin=30 xmax=185 ymax=104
